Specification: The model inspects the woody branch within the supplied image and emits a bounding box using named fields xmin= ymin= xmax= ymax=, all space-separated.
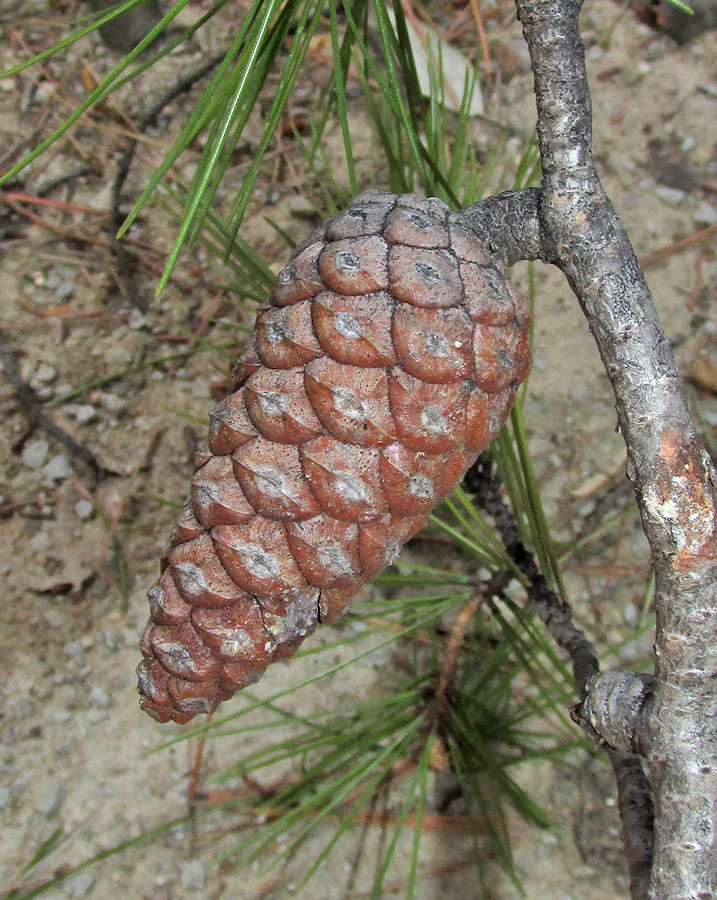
xmin=462 ymin=0 xmax=717 ymax=897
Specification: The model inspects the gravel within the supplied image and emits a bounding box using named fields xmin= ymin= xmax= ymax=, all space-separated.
xmin=37 ymin=782 xmax=65 ymax=818
xmin=43 ymin=455 xmax=72 ymax=481
xmin=180 ymin=860 xmax=205 ymax=891
xmin=104 ymin=347 xmax=133 ymax=366
xmin=34 ymin=363 xmax=57 ymax=384
xmin=22 ymin=439 xmax=50 ymax=469
xmin=75 ymin=405 xmax=98 ymax=425
xmin=694 ymin=202 xmax=717 ymax=228
xmin=654 ymin=184 xmax=686 ymax=206
xmin=74 ymin=500 xmax=95 ymax=521
xmin=99 ymin=393 xmax=127 ymax=414
xmin=89 ymin=686 xmax=110 ymax=709
xmin=64 ymin=872 xmax=94 ymax=898
xmin=128 ymin=309 xmax=146 ymax=330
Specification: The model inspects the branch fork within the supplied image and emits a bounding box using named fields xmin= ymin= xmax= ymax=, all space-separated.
xmin=461 ymin=1 xmax=717 ymax=896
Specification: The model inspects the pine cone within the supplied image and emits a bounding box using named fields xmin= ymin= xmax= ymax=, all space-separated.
xmin=137 ymin=191 xmax=532 ymax=723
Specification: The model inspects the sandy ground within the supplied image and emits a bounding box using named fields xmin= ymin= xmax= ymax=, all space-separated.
xmin=1 ymin=1 xmax=715 ymax=898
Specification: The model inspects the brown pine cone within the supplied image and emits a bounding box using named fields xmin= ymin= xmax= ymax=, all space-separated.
xmin=137 ymin=190 xmax=532 ymax=724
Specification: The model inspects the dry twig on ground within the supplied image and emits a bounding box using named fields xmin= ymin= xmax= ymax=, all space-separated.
xmin=0 ymin=326 xmax=109 ymax=481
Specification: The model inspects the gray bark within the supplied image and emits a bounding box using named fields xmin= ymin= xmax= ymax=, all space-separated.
xmin=463 ymin=1 xmax=717 ymax=897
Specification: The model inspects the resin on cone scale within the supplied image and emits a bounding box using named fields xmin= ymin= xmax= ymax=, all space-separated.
xmin=137 ymin=191 xmax=532 ymax=723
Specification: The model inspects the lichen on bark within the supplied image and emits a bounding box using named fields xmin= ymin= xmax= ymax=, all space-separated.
xmin=466 ymin=1 xmax=717 ymax=897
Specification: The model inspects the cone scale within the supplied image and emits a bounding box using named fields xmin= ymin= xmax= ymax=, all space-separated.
xmin=137 ymin=191 xmax=532 ymax=723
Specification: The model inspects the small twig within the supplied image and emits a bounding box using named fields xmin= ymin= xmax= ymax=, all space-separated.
xmin=0 ymin=166 xmax=92 ymax=231
xmin=639 ymin=222 xmax=717 ymax=268
xmin=0 ymin=327 xmax=108 ymax=481
xmin=425 ymin=571 xmax=510 ymax=731
xmin=195 ymin=758 xmax=418 ymax=815
xmin=344 ymin=789 xmax=382 ymax=897
xmin=465 ymin=457 xmax=599 ymax=692
xmin=463 ymin=456 xmax=654 ymax=899
xmin=1 ymin=191 xmax=110 ymax=217
xmin=137 ymin=425 xmax=166 ymax=474
xmin=33 ymin=166 xmax=93 ymax=199
xmin=187 ymin=727 xmax=210 ymax=809
xmin=467 ymin=0 xmax=493 ymax=75
xmin=605 ymin=748 xmax=655 ymax=900
xmin=4 ymin=311 xmax=118 ymax=332
xmin=398 ymin=0 xmax=465 ymax=113
xmin=17 ymin=299 xmax=72 ymax=319
xmin=3 ymin=199 xmax=107 ymax=247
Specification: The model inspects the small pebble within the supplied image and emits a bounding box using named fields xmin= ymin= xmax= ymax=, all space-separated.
xmin=655 ymin=185 xmax=685 ymax=207
xmin=75 ymin=405 xmax=98 ymax=426
xmin=693 ymin=202 xmax=717 ymax=228
xmin=0 ymin=727 xmax=18 ymax=746
xmin=35 ymin=363 xmax=57 ymax=384
xmin=128 ymin=309 xmax=146 ymax=330
xmin=112 ymin=380 xmax=132 ymax=398
xmin=45 ymin=265 xmax=76 ymax=296
xmin=89 ymin=685 xmax=110 ymax=709
xmin=0 ymin=787 xmax=10 ymax=810
xmin=104 ymin=347 xmax=132 ymax=366
xmin=8 ymin=696 xmax=33 ymax=717
xmin=54 ymin=281 xmax=74 ymax=300
xmin=180 ymin=860 xmax=205 ymax=891
xmin=191 ymin=378 xmax=210 ymax=398
xmin=288 ymin=194 xmax=317 ymax=218
xmin=64 ymin=640 xmax=84 ymax=658
xmin=37 ymin=782 xmax=65 ymax=818
xmin=99 ymin=393 xmax=126 ymax=414
xmin=43 ymin=455 xmax=72 ymax=482
xmin=34 ymin=386 xmax=55 ymax=402
xmin=23 ymin=439 xmax=50 ymax=470
xmin=74 ymin=500 xmax=95 ymax=521
xmin=64 ymin=872 xmax=94 ymax=898
xmin=30 ymin=531 xmax=50 ymax=552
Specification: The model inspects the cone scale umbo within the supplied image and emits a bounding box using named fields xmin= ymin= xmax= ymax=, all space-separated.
xmin=137 ymin=190 xmax=532 ymax=724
